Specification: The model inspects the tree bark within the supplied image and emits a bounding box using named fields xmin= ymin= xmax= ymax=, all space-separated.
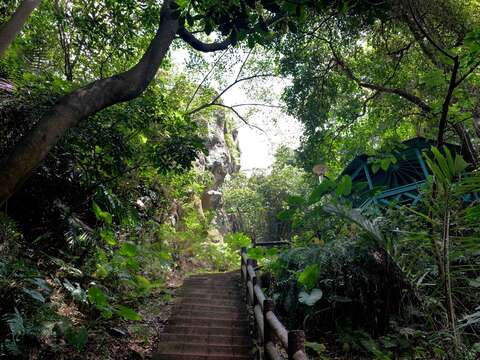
xmin=473 ymin=95 xmax=480 ymax=139
xmin=452 ymin=122 xmax=478 ymax=167
xmin=0 ymin=1 xmax=179 ymax=204
xmin=0 ymin=0 xmax=42 ymax=57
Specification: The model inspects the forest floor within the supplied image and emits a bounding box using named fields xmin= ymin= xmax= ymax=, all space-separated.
xmin=34 ymin=274 xmax=185 ymax=360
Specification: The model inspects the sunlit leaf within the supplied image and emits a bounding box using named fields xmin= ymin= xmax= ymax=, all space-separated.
xmin=116 ymin=305 xmax=141 ymax=321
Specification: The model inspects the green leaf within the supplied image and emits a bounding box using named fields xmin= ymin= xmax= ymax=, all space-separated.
xmin=298 ymin=288 xmax=323 ymax=306
xmin=277 ymin=209 xmax=294 ymax=221
xmin=380 ymin=158 xmax=391 ymax=172
xmin=298 ymin=264 xmax=320 ymax=290
xmin=305 ymin=341 xmax=327 ymax=354
xmin=92 ymin=201 xmax=112 ymax=224
xmin=286 ymin=195 xmax=305 ymax=206
xmin=431 ymin=147 xmax=451 ymax=180
xmin=87 ymin=286 xmax=109 ymax=308
xmin=65 ymin=326 xmax=88 ymax=351
xmin=93 ymin=264 xmax=109 ymax=279
xmin=454 ymin=154 xmax=469 ymax=174
xmin=135 ymin=275 xmax=151 ymax=292
xmin=100 ymin=229 xmax=116 ymax=246
xmin=116 ymin=305 xmax=141 ymax=321
xmin=265 ymin=247 xmax=278 ymax=257
xmin=308 ymin=179 xmax=335 ymax=203
xmin=247 ymin=247 xmax=264 ymax=260
xmin=468 ymin=278 xmax=480 ymax=288
xmin=119 ymin=242 xmax=137 ymax=257
xmin=336 ymin=175 xmax=352 ymax=196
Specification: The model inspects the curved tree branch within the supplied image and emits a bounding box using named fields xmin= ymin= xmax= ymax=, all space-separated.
xmin=334 ymin=55 xmax=432 ymax=113
xmin=177 ymin=27 xmax=231 ymax=52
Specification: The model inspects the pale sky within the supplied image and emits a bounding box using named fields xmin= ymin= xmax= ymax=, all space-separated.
xmin=172 ymin=48 xmax=303 ymax=171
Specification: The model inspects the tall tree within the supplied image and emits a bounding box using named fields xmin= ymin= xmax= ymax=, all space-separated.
xmin=279 ymin=0 xmax=480 ymax=173
xmin=0 ymin=0 xmax=42 ymax=57
xmin=0 ymin=0 xmax=387 ymax=205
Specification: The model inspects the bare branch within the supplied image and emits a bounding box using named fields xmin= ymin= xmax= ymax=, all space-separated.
xmin=236 ymin=48 xmax=253 ymax=82
xmin=185 ymin=49 xmax=228 ymax=111
xmin=231 ymin=103 xmax=282 ymax=108
xmin=213 ymin=103 xmax=267 ymax=134
xmin=187 ymin=73 xmax=277 ymax=115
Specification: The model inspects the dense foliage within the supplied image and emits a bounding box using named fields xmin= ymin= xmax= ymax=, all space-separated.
xmin=1 ymin=0 xmax=480 ymax=359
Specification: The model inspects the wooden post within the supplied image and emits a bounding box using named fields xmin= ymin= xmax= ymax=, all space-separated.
xmin=252 ymin=276 xmax=259 ymax=344
xmin=288 ymin=330 xmax=305 ymax=360
xmin=246 ymin=259 xmax=254 ymax=305
xmin=240 ymin=247 xmax=246 ymax=283
xmin=263 ymin=299 xmax=275 ymax=360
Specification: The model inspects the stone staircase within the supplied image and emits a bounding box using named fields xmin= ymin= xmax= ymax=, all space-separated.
xmin=153 ymin=272 xmax=252 ymax=360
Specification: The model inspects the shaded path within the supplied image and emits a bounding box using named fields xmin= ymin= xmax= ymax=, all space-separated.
xmin=153 ymin=272 xmax=252 ymax=360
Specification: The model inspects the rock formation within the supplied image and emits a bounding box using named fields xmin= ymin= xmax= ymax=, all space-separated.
xmin=196 ymin=108 xmax=240 ymax=239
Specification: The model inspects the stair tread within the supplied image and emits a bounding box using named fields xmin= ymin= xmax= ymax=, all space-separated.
xmin=154 ymin=273 xmax=249 ymax=360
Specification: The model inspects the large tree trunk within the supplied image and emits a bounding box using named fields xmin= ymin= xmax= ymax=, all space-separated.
xmin=0 ymin=1 xmax=179 ymax=204
xmin=0 ymin=0 xmax=42 ymax=57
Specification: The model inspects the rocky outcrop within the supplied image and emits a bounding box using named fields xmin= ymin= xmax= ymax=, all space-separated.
xmin=196 ymin=108 xmax=240 ymax=238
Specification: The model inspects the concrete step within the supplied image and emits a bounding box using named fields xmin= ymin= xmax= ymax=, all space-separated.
xmin=164 ymin=325 xmax=249 ymax=337
xmin=169 ymin=309 xmax=247 ymax=320
xmin=181 ymin=288 xmax=240 ymax=294
xmin=159 ymin=333 xmax=251 ymax=346
xmin=181 ymin=285 xmax=241 ymax=292
xmin=174 ymin=303 xmax=245 ymax=313
xmin=155 ymin=342 xmax=250 ymax=356
xmin=178 ymin=293 xmax=241 ymax=301
xmin=153 ymin=353 xmax=250 ymax=360
xmin=154 ymin=272 xmax=250 ymax=360
xmin=168 ymin=316 xmax=249 ymax=328
xmin=180 ymin=299 xmax=244 ymax=307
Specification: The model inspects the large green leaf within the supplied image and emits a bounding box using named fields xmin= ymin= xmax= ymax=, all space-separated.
xmin=87 ymin=286 xmax=109 ymax=308
xmin=92 ymin=201 xmax=112 ymax=224
xmin=119 ymin=242 xmax=138 ymax=257
xmin=116 ymin=305 xmax=141 ymax=321
xmin=247 ymin=247 xmax=264 ymax=260
xmin=65 ymin=326 xmax=88 ymax=351
xmin=100 ymin=229 xmax=116 ymax=246
xmin=298 ymin=264 xmax=320 ymax=290
xmin=336 ymin=175 xmax=352 ymax=196
xmin=308 ymin=179 xmax=335 ymax=204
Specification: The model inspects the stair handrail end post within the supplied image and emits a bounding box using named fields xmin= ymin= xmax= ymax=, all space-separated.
xmin=288 ymin=330 xmax=306 ymax=360
xmin=263 ymin=299 xmax=275 ymax=360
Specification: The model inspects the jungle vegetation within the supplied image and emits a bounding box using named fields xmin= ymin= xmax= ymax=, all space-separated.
xmin=1 ymin=0 xmax=480 ymax=359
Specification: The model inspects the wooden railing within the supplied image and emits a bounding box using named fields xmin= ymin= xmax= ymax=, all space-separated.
xmin=240 ymin=248 xmax=308 ymax=360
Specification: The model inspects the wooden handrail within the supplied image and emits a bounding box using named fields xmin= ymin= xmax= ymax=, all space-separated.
xmin=240 ymin=247 xmax=308 ymax=360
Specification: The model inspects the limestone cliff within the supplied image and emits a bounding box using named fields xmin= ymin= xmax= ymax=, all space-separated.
xmin=196 ymin=108 xmax=240 ymax=238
